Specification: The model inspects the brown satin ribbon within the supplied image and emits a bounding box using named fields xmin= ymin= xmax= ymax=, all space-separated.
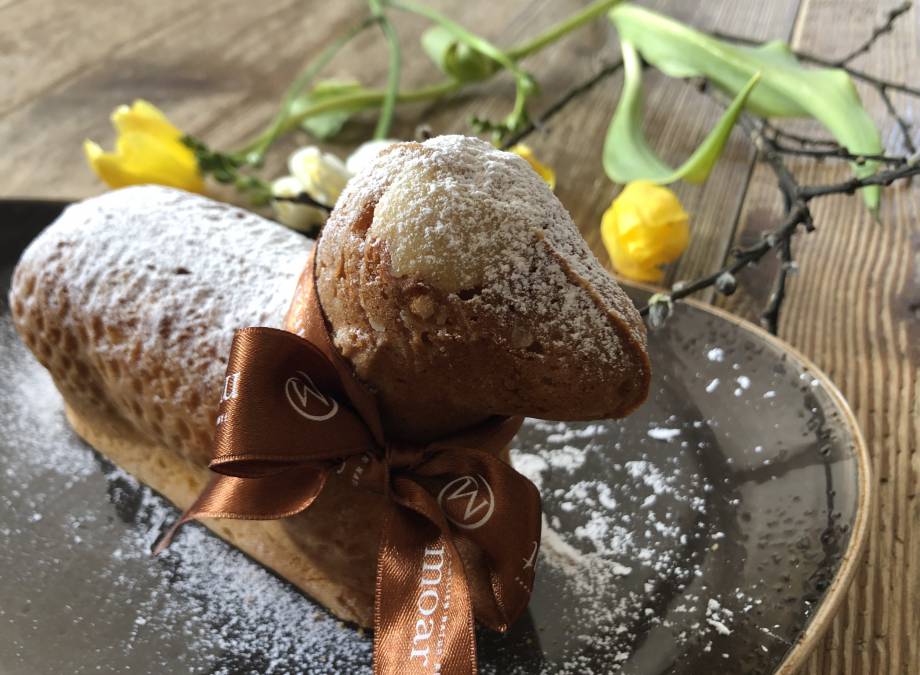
xmin=155 ymin=248 xmax=542 ymax=675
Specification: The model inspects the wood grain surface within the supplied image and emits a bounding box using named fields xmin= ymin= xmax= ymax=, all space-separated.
xmin=0 ymin=1 xmax=917 ymax=673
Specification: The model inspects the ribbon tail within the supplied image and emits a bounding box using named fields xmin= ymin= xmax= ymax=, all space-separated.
xmin=151 ymin=504 xmax=197 ymax=556
xmin=374 ymin=479 xmax=477 ymax=675
xmin=416 ymin=448 xmax=542 ymax=632
xmin=152 ymin=465 xmax=328 ymax=555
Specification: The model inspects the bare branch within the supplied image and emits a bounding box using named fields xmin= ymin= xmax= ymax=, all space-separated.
xmin=761 ymin=120 xmax=841 ymax=148
xmin=761 ymin=236 xmax=793 ymax=334
xmin=876 ymin=83 xmax=918 ymax=155
xmin=835 ymin=1 xmax=912 ymax=66
xmin=769 ymin=143 xmax=907 ymax=165
xmin=798 ymin=160 xmax=920 ymax=199
xmin=500 ymin=60 xmax=624 ymax=149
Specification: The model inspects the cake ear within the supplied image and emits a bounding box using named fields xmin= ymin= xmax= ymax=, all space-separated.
xmin=300 ymin=136 xmax=650 ymax=442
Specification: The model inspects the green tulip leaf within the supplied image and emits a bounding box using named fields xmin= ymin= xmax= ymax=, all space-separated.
xmin=604 ymin=40 xmax=761 ymax=185
xmin=291 ymin=80 xmax=365 ymax=140
xmin=608 ymin=3 xmax=883 ymax=212
xmin=421 ymin=25 xmax=499 ymax=82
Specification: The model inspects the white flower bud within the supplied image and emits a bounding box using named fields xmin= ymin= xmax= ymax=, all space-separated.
xmin=288 ymin=146 xmax=351 ymax=206
xmin=270 ymin=175 xmax=328 ymax=233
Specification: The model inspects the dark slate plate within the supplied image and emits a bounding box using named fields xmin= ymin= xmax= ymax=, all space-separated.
xmin=0 ymin=200 xmax=870 ymax=675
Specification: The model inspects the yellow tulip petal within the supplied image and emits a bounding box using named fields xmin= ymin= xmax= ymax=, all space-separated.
xmin=84 ymin=140 xmax=142 ymax=189
xmin=616 ymin=259 xmax=665 ymax=283
xmin=114 ymin=132 xmax=203 ymax=192
xmin=83 ymin=139 xmax=104 ymax=164
xmin=510 ymin=144 xmax=556 ymax=190
xmin=112 ymin=99 xmax=183 ymax=142
xmin=600 ymin=180 xmax=689 ymax=283
xmin=84 ymin=99 xmax=204 ymax=192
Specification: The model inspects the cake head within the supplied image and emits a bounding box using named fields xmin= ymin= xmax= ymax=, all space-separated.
xmin=287 ymin=135 xmax=651 ymax=441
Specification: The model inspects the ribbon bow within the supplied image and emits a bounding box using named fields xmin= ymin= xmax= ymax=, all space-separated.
xmin=156 ymin=249 xmax=542 ymax=675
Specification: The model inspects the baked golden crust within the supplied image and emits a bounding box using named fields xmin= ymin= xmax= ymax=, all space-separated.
xmin=302 ymin=136 xmax=651 ymax=442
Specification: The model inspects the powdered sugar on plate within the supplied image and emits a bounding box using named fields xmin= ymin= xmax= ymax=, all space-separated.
xmin=0 ymin=318 xmax=96 ymax=479
xmin=0 ymin=325 xmax=747 ymax=674
xmin=110 ymin=486 xmax=372 ymax=674
xmin=0 ymin=302 xmax=855 ymax=674
xmin=502 ymin=414 xmax=758 ymax=674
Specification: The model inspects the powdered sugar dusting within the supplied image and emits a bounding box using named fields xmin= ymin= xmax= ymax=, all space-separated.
xmin=19 ymin=186 xmax=310 ymax=356
xmin=508 ymin=417 xmax=755 ymax=673
xmin=345 ymin=135 xmax=646 ymax=365
xmin=112 ymin=488 xmax=372 ymax=674
xmin=0 ymin=317 xmax=370 ymax=672
xmin=11 ymin=186 xmax=312 ymax=462
xmin=0 ymin=318 xmax=96 ymax=479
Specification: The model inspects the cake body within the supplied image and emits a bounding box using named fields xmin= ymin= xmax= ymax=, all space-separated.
xmin=10 ymin=137 xmax=651 ymax=630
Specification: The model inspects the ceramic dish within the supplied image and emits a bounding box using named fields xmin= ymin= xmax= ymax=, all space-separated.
xmin=0 ymin=201 xmax=870 ymax=674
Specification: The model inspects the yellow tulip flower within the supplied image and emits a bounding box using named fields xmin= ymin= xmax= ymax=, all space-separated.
xmin=509 ymin=144 xmax=556 ymax=190
xmin=83 ymin=100 xmax=204 ymax=193
xmin=601 ymin=180 xmax=689 ymax=283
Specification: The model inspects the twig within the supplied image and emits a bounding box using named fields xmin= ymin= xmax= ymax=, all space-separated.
xmin=798 ymin=160 xmax=920 ymax=199
xmin=761 ymin=120 xmax=840 ymax=149
xmin=500 ymin=60 xmax=624 ymax=149
xmin=761 ymin=229 xmax=793 ymax=334
xmin=757 ymin=115 xmax=907 ymax=164
xmin=751 ymin=130 xmax=805 ymax=331
xmin=648 ymin=204 xmax=810 ymax=306
xmin=768 ymin=143 xmax=906 ymax=165
xmin=755 ymin=129 xmax=800 ymax=209
xmin=835 ymin=2 xmax=912 ymax=66
xmin=876 ymin=84 xmax=918 ymax=155
xmin=794 ymin=53 xmax=920 ymax=98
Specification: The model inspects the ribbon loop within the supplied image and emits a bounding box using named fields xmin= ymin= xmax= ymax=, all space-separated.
xmin=157 ymin=249 xmax=542 ymax=675
xmin=211 ymin=327 xmax=378 ymax=474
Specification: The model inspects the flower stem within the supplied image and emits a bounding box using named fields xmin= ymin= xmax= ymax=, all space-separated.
xmin=245 ymin=15 xmax=378 ymax=164
xmin=388 ymin=0 xmax=521 ymax=76
xmin=239 ymin=0 xmax=622 ymax=158
xmin=387 ymin=0 xmax=535 ymax=136
xmin=246 ymin=80 xmax=462 ymax=148
xmin=369 ymin=0 xmax=402 ymax=139
xmin=506 ymin=0 xmax=623 ymax=61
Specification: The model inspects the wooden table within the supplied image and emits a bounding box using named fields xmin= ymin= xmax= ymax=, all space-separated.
xmin=1 ymin=1 xmax=917 ymax=673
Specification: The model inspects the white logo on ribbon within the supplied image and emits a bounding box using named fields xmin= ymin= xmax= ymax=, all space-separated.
xmin=437 ymin=474 xmax=495 ymax=530
xmin=284 ymin=370 xmax=338 ymax=422
xmin=523 ymin=540 xmax=538 ymax=569
xmin=221 ymin=372 xmax=241 ymax=402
